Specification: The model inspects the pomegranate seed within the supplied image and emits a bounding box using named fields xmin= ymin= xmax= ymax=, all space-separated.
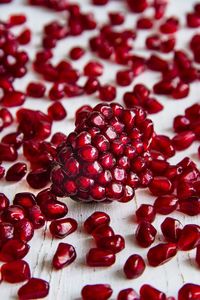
xmin=18 ymin=278 xmax=50 ymax=300
xmin=5 ymin=162 xmax=27 ymax=182
xmin=0 ymin=108 xmax=13 ymax=128
xmin=84 ymin=61 xmax=103 ymax=77
xmin=27 ymin=205 xmax=45 ymax=229
xmin=49 ymin=218 xmax=77 ymax=238
xmin=17 ymin=28 xmax=31 ymax=45
xmin=96 ymin=234 xmax=125 ymax=253
xmin=1 ymin=132 xmax=24 ymax=150
xmin=0 ymin=193 xmax=9 ymax=213
xmin=40 ymin=200 xmax=68 ymax=220
xmin=0 ymin=143 xmax=18 ymax=161
xmin=84 ymin=77 xmax=100 ymax=94
xmin=84 ymin=212 xmax=110 ymax=234
xmin=26 ymin=168 xmax=50 ymax=189
xmin=160 ymin=17 xmax=179 ymax=34
xmin=117 ymin=288 xmax=139 ymax=300
xmin=1 ymin=260 xmax=30 ymax=283
xmin=109 ymin=12 xmax=125 ymax=26
xmin=13 ymin=193 xmax=36 ymax=209
xmin=137 ymin=17 xmax=153 ymax=29
xmin=172 ymin=82 xmax=189 ymax=99
xmin=172 ymin=131 xmax=195 ymax=150
xmin=179 ymin=196 xmax=200 ymax=216
xmin=0 ymin=239 xmax=30 ymax=262
xmin=9 ymin=14 xmax=26 ymax=26
xmin=81 ymin=284 xmax=113 ymax=300
xmin=135 ymin=221 xmax=157 ymax=248
xmin=147 ymin=55 xmax=168 ymax=72
xmin=154 ymin=195 xmax=178 ymax=215
xmin=14 ymin=218 xmax=34 ymax=242
xmin=69 ymin=46 xmax=85 ymax=60
xmin=92 ymin=0 xmax=109 ymax=5
xmin=124 ymin=254 xmax=145 ymax=279
xmin=161 ymin=217 xmax=182 ymax=243
xmin=99 ymin=85 xmax=116 ymax=102
xmin=147 ymin=242 xmax=177 ymax=266
xmin=53 ymin=242 xmax=76 ymax=269
xmin=2 ymin=205 xmax=25 ymax=224
xmin=177 ymin=224 xmax=200 ymax=251
xmin=2 ymin=91 xmax=26 ymax=107
xmin=178 ymin=283 xmax=200 ymax=300
xmin=187 ymin=13 xmax=200 ymax=28
xmin=136 ymin=204 xmax=156 ymax=223
xmin=116 ymin=69 xmax=133 ymax=86
xmin=127 ymin=0 xmax=148 ymax=13
xmin=140 ymin=284 xmax=166 ymax=300
xmin=0 ymin=222 xmax=14 ymax=247
xmin=26 ymin=82 xmax=46 ymax=98
xmin=149 ymin=176 xmax=173 ymax=196
xmin=0 ymin=165 xmax=5 ymax=179
xmin=48 ymin=102 xmax=67 ymax=121
xmin=92 ymin=225 xmax=114 ymax=242
xmin=86 ymin=248 xmax=115 ymax=267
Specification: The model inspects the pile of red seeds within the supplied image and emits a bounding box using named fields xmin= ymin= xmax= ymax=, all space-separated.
xmin=0 ymin=0 xmax=200 ymax=299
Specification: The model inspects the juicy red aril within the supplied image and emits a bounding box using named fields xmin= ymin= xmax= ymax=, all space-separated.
xmin=40 ymin=200 xmax=68 ymax=220
xmin=92 ymin=225 xmax=114 ymax=242
xmin=14 ymin=218 xmax=34 ymax=242
xmin=137 ymin=17 xmax=153 ymax=29
xmin=149 ymin=176 xmax=173 ymax=196
xmin=2 ymin=91 xmax=26 ymax=107
xmin=0 ymin=222 xmax=14 ymax=247
xmin=26 ymin=82 xmax=46 ymax=98
xmin=123 ymin=254 xmax=146 ymax=279
xmin=117 ymin=288 xmax=139 ymax=300
xmin=86 ymin=248 xmax=115 ymax=267
xmin=173 ymin=116 xmax=190 ymax=133
xmin=177 ymin=224 xmax=200 ymax=250
xmin=147 ymin=243 xmax=177 ymax=266
xmin=1 ymin=260 xmax=30 ymax=283
xmin=81 ymin=284 xmax=113 ymax=300
xmin=26 ymin=168 xmax=50 ymax=189
xmin=109 ymin=12 xmax=125 ymax=25
xmin=116 ymin=70 xmax=133 ymax=86
xmin=18 ymin=278 xmax=50 ymax=300
xmin=0 ymin=193 xmax=9 ymax=213
xmin=17 ymin=28 xmax=31 ymax=45
xmin=178 ymin=283 xmax=200 ymax=300
xmin=187 ymin=13 xmax=200 ymax=28
xmin=172 ymin=82 xmax=189 ymax=99
xmin=127 ymin=0 xmax=148 ymax=12
xmin=160 ymin=17 xmax=179 ymax=34
xmin=135 ymin=221 xmax=157 ymax=248
xmin=136 ymin=204 xmax=156 ymax=223
xmin=172 ymin=131 xmax=195 ymax=150
xmin=154 ymin=195 xmax=178 ymax=215
xmin=48 ymin=102 xmax=67 ymax=121
xmin=27 ymin=205 xmax=45 ymax=229
xmin=0 ymin=239 xmax=29 ymax=262
xmin=13 ymin=193 xmax=36 ymax=209
xmin=99 ymin=85 xmax=116 ymax=102
xmin=84 ymin=212 xmax=110 ymax=234
xmin=53 ymin=242 xmax=76 ymax=269
xmin=5 ymin=162 xmax=27 ymax=182
xmin=49 ymin=83 xmax=65 ymax=100
xmin=2 ymin=205 xmax=25 ymax=223
xmin=1 ymin=132 xmax=24 ymax=150
xmin=140 ymin=284 xmax=166 ymax=300
xmin=84 ymin=77 xmax=100 ymax=94
xmin=0 ymin=108 xmax=13 ymax=128
xmin=179 ymin=196 xmax=200 ymax=216
xmin=161 ymin=217 xmax=182 ymax=243
xmin=9 ymin=14 xmax=27 ymax=26
xmin=0 ymin=143 xmax=18 ymax=162
xmin=84 ymin=61 xmax=103 ymax=77
xmin=69 ymin=46 xmax=85 ymax=60
xmin=96 ymin=234 xmax=125 ymax=253
xmin=49 ymin=218 xmax=77 ymax=238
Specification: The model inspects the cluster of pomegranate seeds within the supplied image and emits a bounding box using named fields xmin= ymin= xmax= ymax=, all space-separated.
xmin=0 ymin=0 xmax=199 ymax=299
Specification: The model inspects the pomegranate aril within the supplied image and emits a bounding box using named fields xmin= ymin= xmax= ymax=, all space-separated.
xmin=140 ymin=284 xmax=167 ymax=300
xmin=49 ymin=218 xmax=77 ymax=238
xmin=0 ymin=222 xmax=14 ymax=247
xmin=160 ymin=17 xmax=179 ymax=34
xmin=147 ymin=242 xmax=177 ymax=266
xmin=109 ymin=12 xmax=125 ymax=26
xmin=48 ymin=102 xmax=67 ymax=121
xmin=9 ymin=14 xmax=26 ymax=26
xmin=27 ymin=205 xmax=45 ymax=229
xmin=14 ymin=218 xmax=34 ymax=242
xmin=40 ymin=200 xmax=68 ymax=220
xmin=53 ymin=242 xmax=76 ymax=269
xmin=92 ymin=225 xmax=114 ymax=242
xmin=127 ymin=0 xmax=148 ymax=13
xmin=26 ymin=82 xmax=46 ymax=98
xmin=1 ymin=132 xmax=24 ymax=150
xmin=17 ymin=28 xmax=31 ymax=45
xmin=1 ymin=260 xmax=30 ymax=283
xmin=0 ymin=143 xmax=18 ymax=162
xmin=117 ymin=288 xmax=139 ymax=300
xmin=99 ymin=85 xmax=116 ymax=102
xmin=13 ymin=193 xmax=36 ymax=209
xmin=2 ymin=91 xmax=26 ymax=107
xmin=84 ymin=61 xmax=103 ymax=77
xmin=172 ymin=131 xmax=195 ymax=150
xmin=124 ymin=254 xmax=145 ymax=279
xmin=69 ymin=46 xmax=85 ymax=60
xmin=154 ymin=195 xmax=178 ymax=215
xmin=2 ymin=205 xmax=25 ymax=224
xmin=0 ymin=239 xmax=30 ymax=262
xmin=84 ymin=212 xmax=110 ymax=234
xmin=86 ymin=248 xmax=116 ymax=267
xmin=187 ymin=13 xmax=200 ymax=28
xmin=161 ymin=217 xmax=182 ymax=243
xmin=179 ymin=196 xmax=200 ymax=216
xmin=97 ymin=235 xmax=125 ymax=253
xmin=27 ymin=168 xmax=50 ymax=189
xmin=178 ymin=283 xmax=200 ymax=300
xmin=137 ymin=17 xmax=153 ymax=29
xmin=81 ymin=284 xmax=113 ymax=300
xmin=0 ymin=193 xmax=9 ymax=213
xmin=135 ymin=221 xmax=157 ymax=248
xmin=18 ymin=278 xmax=50 ymax=300
xmin=116 ymin=69 xmax=133 ymax=86
xmin=177 ymin=224 xmax=200 ymax=250
xmin=84 ymin=77 xmax=100 ymax=94
xmin=5 ymin=162 xmax=27 ymax=182
xmin=172 ymin=82 xmax=189 ymax=99
xmin=149 ymin=176 xmax=173 ymax=196
xmin=136 ymin=204 xmax=156 ymax=223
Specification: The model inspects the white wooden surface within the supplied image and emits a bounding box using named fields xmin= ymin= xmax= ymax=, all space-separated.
xmin=0 ymin=0 xmax=199 ymax=299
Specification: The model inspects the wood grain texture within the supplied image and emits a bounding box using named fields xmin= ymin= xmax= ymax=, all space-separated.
xmin=0 ymin=0 xmax=199 ymax=299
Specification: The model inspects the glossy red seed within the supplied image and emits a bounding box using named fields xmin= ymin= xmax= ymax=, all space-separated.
xmin=0 ymin=222 xmax=14 ymax=247
xmin=14 ymin=218 xmax=34 ymax=242
xmin=136 ymin=204 xmax=156 ymax=223
xmin=154 ymin=195 xmax=178 ymax=215
xmin=26 ymin=168 xmax=50 ymax=189
xmin=49 ymin=218 xmax=77 ymax=238
xmin=117 ymin=288 xmax=139 ymax=300
xmin=109 ymin=12 xmax=125 ymax=25
xmin=86 ymin=248 xmax=115 ymax=267
xmin=135 ymin=221 xmax=157 ymax=248
xmin=177 ymin=224 xmax=200 ymax=251
xmin=2 ymin=91 xmax=26 ymax=107
xmin=179 ymin=196 xmax=200 ymax=216
xmin=161 ymin=217 xmax=182 ymax=243
xmin=1 ymin=132 xmax=24 ymax=150
xmin=9 ymin=14 xmax=26 ymax=26
xmin=5 ymin=162 xmax=27 ymax=182
xmin=0 ymin=239 xmax=30 ymax=262
xmin=92 ymin=225 xmax=114 ymax=242
xmin=172 ymin=131 xmax=195 ymax=150
xmin=124 ymin=254 xmax=146 ymax=279
xmin=40 ymin=200 xmax=68 ymax=220
xmin=81 ymin=284 xmax=113 ymax=300
xmin=160 ymin=17 xmax=179 ymax=34
xmin=84 ymin=212 xmax=110 ymax=234
xmin=49 ymin=83 xmax=65 ymax=100
xmin=0 ymin=108 xmax=13 ymax=128
xmin=127 ymin=0 xmax=148 ymax=12
xmin=69 ymin=46 xmax=85 ymax=60
xmin=18 ymin=277 xmax=50 ymax=300
xmin=1 ymin=260 xmax=30 ymax=283
xmin=116 ymin=69 xmax=133 ymax=86
xmin=2 ymin=205 xmax=25 ymax=224
xmin=84 ymin=61 xmax=103 ymax=77
xmin=97 ymin=235 xmax=125 ymax=253
xmin=149 ymin=176 xmax=173 ymax=196
xmin=187 ymin=13 xmax=200 ymax=28
xmin=84 ymin=77 xmax=100 ymax=94
xmin=48 ymin=102 xmax=67 ymax=121
xmin=99 ymin=85 xmax=116 ymax=102
xmin=0 ymin=193 xmax=9 ymax=213
xmin=27 ymin=205 xmax=45 ymax=229
xmin=53 ymin=242 xmax=76 ymax=269
xmin=0 ymin=143 xmax=18 ymax=162
xmin=18 ymin=28 xmax=31 ymax=45
xmin=137 ymin=17 xmax=153 ymax=29
xmin=147 ymin=243 xmax=177 ymax=266
xmin=140 ymin=284 xmax=166 ymax=300
xmin=13 ymin=193 xmax=36 ymax=209
xmin=178 ymin=283 xmax=200 ymax=300
xmin=26 ymin=82 xmax=46 ymax=98
xmin=172 ymin=82 xmax=189 ymax=99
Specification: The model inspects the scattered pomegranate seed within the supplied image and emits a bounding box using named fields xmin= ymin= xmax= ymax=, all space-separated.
xmin=18 ymin=277 xmax=49 ymax=300
xmin=48 ymin=102 xmax=67 ymax=121
xmin=1 ymin=260 xmax=31 ymax=283
xmin=26 ymin=82 xmax=46 ymax=98
xmin=84 ymin=61 xmax=103 ymax=77
xmin=135 ymin=221 xmax=157 ymax=248
xmin=137 ymin=17 xmax=153 ymax=29
xmin=97 ymin=234 xmax=125 ymax=253
xmin=99 ymin=85 xmax=116 ymax=102
xmin=109 ymin=12 xmax=125 ymax=26
xmin=172 ymin=131 xmax=195 ymax=150
xmin=86 ymin=248 xmax=116 ymax=267
xmin=17 ymin=28 xmax=31 ymax=45
xmin=8 ymin=14 xmax=27 ymax=26
xmin=92 ymin=225 xmax=114 ymax=242
xmin=0 ymin=193 xmax=9 ymax=213
xmin=178 ymin=283 xmax=200 ymax=300
xmin=140 ymin=284 xmax=166 ymax=300
xmin=81 ymin=284 xmax=113 ymax=300
xmin=127 ymin=0 xmax=148 ymax=13
xmin=84 ymin=212 xmax=110 ymax=234
xmin=124 ymin=254 xmax=146 ymax=279
xmin=49 ymin=218 xmax=77 ymax=238
xmin=161 ymin=217 xmax=183 ymax=243
xmin=53 ymin=242 xmax=76 ymax=269
xmin=0 ymin=222 xmax=14 ymax=247
xmin=0 ymin=239 xmax=30 ymax=262
xmin=5 ymin=162 xmax=27 ymax=182
xmin=117 ymin=288 xmax=139 ymax=300
xmin=153 ymin=195 xmax=178 ymax=215
xmin=147 ymin=243 xmax=177 ymax=267
xmin=136 ymin=204 xmax=156 ymax=223
xmin=69 ymin=46 xmax=85 ymax=60
xmin=14 ymin=218 xmax=34 ymax=242
xmin=177 ymin=224 xmax=200 ymax=251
